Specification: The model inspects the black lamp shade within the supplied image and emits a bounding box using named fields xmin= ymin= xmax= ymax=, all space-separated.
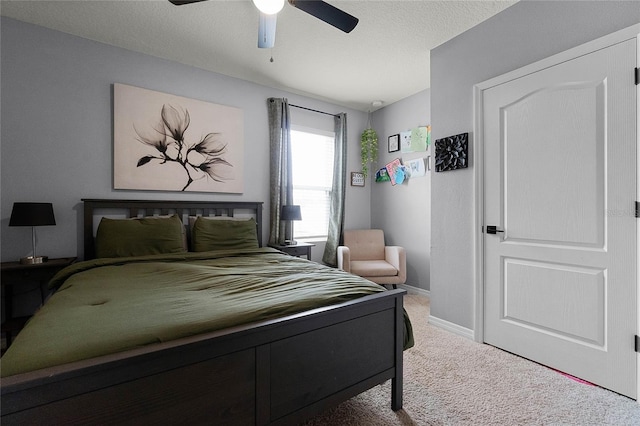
xmin=281 ymin=205 xmax=302 ymax=221
xmin=9 ymin=203 xmax=56 ymax=227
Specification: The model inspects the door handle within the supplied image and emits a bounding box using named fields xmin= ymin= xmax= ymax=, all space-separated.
xmin=486 ymin=226 xmax=504 ymax=234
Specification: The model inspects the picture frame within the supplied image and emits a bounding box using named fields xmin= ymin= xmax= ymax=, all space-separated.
xmin=113 ymin=83 xmax=244 ymax=193
xmin=388 ymin=134 xmax=400 ymax=152
xmin=351 ymin=172 xmax=365 ymax=187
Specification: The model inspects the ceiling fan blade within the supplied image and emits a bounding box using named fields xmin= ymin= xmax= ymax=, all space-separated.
xmin=288 ymin=0 xmax=358 ymax=33
xmin=258 ymin=13 xmax=278 ymax=48
xmin=168 ymin=0 xmax=209 ymax=5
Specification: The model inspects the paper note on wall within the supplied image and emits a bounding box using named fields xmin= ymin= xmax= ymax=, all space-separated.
xmin=410 ymin=126 xmax=430 ymax=152
xmin=405 ymin=158 xmax=426 ymax=178
xmin=400 ymin=126 xmax=431 ymax=153
xmin=400 ymin=131 xmax=412 ymax=153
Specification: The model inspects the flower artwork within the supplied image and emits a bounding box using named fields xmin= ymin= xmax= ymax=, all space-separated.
xmin=114 ymin=84 xmax=244 ymax=193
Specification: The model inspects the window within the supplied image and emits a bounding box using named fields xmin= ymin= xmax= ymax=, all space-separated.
xmin=290 ymin=127 xmax=335 ymax=239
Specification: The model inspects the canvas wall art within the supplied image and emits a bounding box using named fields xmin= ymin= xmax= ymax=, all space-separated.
xmin=114 ymin=83 xmax=244 ymax=193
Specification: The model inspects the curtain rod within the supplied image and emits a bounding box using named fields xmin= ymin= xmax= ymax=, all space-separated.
xmin=290 ymin=103 xmax=339 ymax=117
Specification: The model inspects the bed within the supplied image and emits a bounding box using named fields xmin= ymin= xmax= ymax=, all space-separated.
xmin=1 ymin=199 xmax=411 ymax=425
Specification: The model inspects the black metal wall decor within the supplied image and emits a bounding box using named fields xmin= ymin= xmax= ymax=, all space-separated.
xmin=435 ymin=132 xmax=468 ymax=172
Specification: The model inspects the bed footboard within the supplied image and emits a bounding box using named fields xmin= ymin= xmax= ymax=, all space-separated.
xmin=1 ymin=289 xmax=405 ymax=425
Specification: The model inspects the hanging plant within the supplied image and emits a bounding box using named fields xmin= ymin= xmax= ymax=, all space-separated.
xmin=360 ymin=116 xmax=378 ymax=178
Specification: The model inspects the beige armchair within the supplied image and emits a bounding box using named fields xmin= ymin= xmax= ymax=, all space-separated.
xmin=337 ymin=229 xmax=406 ymax=288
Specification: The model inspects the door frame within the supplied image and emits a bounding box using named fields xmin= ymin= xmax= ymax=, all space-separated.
xmin=472 ymin=23 xmax=640 ymax=397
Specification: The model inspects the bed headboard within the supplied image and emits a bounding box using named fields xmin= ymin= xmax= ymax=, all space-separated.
xmin=82 ymin=199 xmax=264 ymax=260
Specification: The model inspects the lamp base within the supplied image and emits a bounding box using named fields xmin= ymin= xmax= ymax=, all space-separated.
xmin=20 ymin=256 xmax=48 ymax=265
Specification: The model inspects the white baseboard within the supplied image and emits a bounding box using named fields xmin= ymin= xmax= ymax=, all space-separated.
xmin=398 ymin=283 xmax=430 ymax=298
xmin=429 ymin=315 xmax=475 ymax=340
xmin=397 ymin=285 xmax=474 ymax=341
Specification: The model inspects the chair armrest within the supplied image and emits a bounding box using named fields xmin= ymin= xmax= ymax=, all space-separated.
xmin=384 ymin=246 xmax=406 ymax=282
xmin=337 ymin=246 xmax=351 ymax=272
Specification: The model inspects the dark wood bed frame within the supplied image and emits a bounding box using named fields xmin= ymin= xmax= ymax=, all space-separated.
xmin=1 ymin=199 xmax=406 ymax=425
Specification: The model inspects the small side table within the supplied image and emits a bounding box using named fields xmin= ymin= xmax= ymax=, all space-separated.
xmin=269 ymin=242 xmax=315 ymax=260
xmin=1 ymin=256 xmax=76 ymax=348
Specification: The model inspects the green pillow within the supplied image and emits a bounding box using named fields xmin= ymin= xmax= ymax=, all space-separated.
xmin=96 ymin=214 xmax=186 ymax=258
xmin=192 ymin=217 xmax=259 ymax=252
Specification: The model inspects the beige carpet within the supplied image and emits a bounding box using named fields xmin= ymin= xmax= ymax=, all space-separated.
xmin=305 ymin=294 xmax=640 ymax=425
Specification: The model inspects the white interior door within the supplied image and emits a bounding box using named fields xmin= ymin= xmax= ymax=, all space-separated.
xmin=482 ymin=38 xmax=637 ymax=398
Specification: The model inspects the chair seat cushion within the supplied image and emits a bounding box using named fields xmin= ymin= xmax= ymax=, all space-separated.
xmin=350 ymin=260 xmax=398 ymax=278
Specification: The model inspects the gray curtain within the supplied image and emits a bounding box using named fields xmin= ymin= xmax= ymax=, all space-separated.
xmin=267 ymin=98 xmax=293 ymax=245
xmin=322 ymin=113 xmax=347 ymax=266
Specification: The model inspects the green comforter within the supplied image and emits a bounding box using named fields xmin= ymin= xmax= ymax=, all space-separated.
xmin=1 ymin=248 xmax=413 ymax=377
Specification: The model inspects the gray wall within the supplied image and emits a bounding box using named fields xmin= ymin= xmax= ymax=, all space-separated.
xmin=0 ymin=17 xmax=371 ymax=267
xmin=430 ymin=0 xmax=640 ymax=329
xmin=371 ymin=89 xmax=431 ymax=290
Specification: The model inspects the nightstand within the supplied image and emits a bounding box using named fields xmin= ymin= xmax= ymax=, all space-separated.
xmin=269 ymin=242 xmax=315 ymax=260
xmin=1 ymin=256 xmax=76 ymax=348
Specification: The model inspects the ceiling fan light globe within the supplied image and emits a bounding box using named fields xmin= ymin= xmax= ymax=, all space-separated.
xmin=252 ymin=0 xmax=284 ymax=15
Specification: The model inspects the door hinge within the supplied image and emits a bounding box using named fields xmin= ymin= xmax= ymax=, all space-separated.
xmin=636 ymin=67 xmax=640 ymax=85
xmin=636 ymin=335 xmax=640 ymax=353
xmin=636 ymin=201 xmax=639 ymax=218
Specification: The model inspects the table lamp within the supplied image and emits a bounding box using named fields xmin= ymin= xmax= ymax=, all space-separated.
xmin=9 ymin=202 xmax=56 ymax=264
xmin=281 ymin=205 xmax=302 ymax=245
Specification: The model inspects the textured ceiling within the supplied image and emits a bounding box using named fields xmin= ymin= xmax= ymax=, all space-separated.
xmin=0 ymin=0 xmax=517 ymax=111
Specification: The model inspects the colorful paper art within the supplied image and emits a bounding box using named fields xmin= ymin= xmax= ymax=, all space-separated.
xmin=400 ymin=125 xmax=431 ymax=153
xmin=385 ymin=158 xmax=403 ymax=186
xmin=375 ymin=167 xmax=391 ymax=182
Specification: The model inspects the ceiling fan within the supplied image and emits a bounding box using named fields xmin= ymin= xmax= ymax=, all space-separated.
xmin=168 ymin=0 xmax=359 ymax=49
